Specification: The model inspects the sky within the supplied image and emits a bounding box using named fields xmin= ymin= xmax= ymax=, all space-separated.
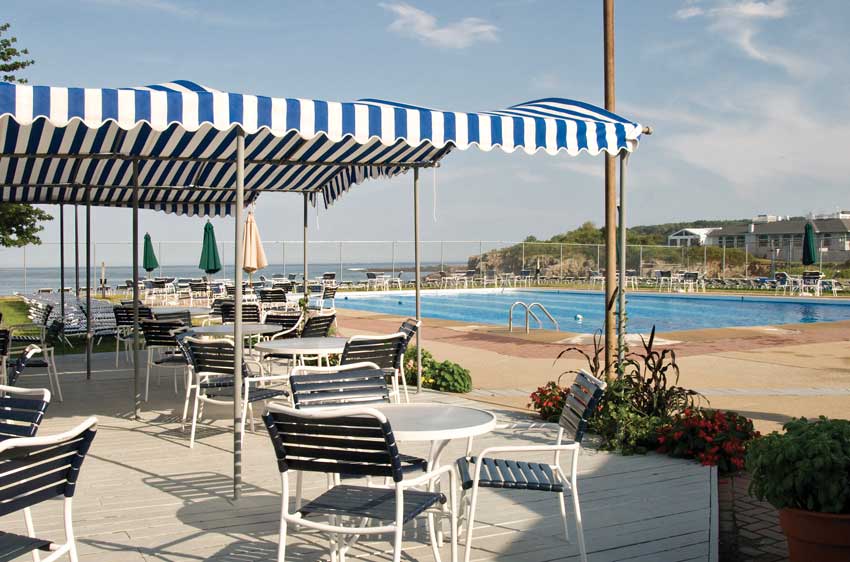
xmin=3 ymin=0 xmax=850 ymax=267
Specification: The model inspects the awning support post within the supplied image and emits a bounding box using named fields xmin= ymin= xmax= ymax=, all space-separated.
xmin=617 ymin=152 xmax=629 ymax=363
xmin=59 ymin=206 xmax=65 ymax=328
xmin=303 ymin=193 xmax=309 ymax=296
xmin=233 ymin=129 xmax=246 ymax=500
xmin=85 ymin=191 xmax=92 ymax=380
xmin=74 ymin=205 xmax=80 ymax=296
xmin=131 ymin=160 xmax=142 ymax=420
xmin=603 ymin=0 xmax=617 ymax=379
xmin=413 ymin=168 xmax=422 ymax=393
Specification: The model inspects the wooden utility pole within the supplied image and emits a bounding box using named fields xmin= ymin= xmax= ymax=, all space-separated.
xmin=603 ymin=0 xmax=617 ymax=379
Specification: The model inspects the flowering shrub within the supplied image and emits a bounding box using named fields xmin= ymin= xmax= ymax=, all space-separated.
xmin=657 ymin=409 xmax=759 ymax=474
xmin=529 ymin=381 xmax=570 ymax=422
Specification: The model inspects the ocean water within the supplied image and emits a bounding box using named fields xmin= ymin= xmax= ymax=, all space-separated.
xmin=0 ymin=262 xmax=452 ymax=295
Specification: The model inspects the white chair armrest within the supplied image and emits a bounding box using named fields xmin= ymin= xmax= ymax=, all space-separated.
xmin=472 ymin=443 xmax=579 ymax=460
xmin=402 ymin=462 xmax=456 ymax=488
xmin=245 ymin=374 xmax=290 ymax=385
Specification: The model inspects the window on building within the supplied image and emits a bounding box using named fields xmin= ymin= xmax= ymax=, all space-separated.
xmin=758 ymin=235 xmax=768 ymax=248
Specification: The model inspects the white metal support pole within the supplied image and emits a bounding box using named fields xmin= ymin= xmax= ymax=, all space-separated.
xmin=74 ymin=205 xmax=80 ymax=296
xmin=391 ymin=240 xmax=396 ymax=277
xmin=59 ymin=206 xmax=65 ymax=326
xmin=303 ymin=193 xmax=309 ymax=296
xmin=131 ymin=161 xmax=141 ymax=420
xmin=339 ymin=241 xmax=343 ymax=281
xmin=618 ymin=152 xmax=628 ymax=362
xmin=23 ymin=246 xmax=27 ymax=294
xmin=85 ymin=191 xmax=92 ymax=380
xmin=233 ymin=130 xmax=246 ymax=500
xmin=413 ymin=168 xmax=422 ymax=393
xmin=282 ymin=240 xmax=286 ymax=277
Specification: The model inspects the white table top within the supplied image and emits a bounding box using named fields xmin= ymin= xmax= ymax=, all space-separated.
xmin=190 ymin=323 xmax=279 ymax=336
xmin=377 ymin=403 xmax=497 ymax=442
xmin=254 ymin=337 xmax=348 ymax=355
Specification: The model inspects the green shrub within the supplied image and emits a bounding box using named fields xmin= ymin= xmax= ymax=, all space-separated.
xmin=402 ymin=346 xmax=471 ymax=393
xmin=747 ymin=417 xmax=850 ymax=514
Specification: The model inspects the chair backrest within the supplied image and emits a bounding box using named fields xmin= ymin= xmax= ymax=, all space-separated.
xmin=221 ymin=302 xmax=261 ymax=323
xmin=366 ymin=272 xmax=377 ymax=280
xmin=113 ymin=305 xmax=153 ymax=327
xmin=288 ymin=273 xmax=297 ymax=281
xmin=153 ymin=309 xmax=192 ymax=324
xmin=340 ymin=333 xmax=406 ymax=370
xmin=0 ymin=417 xmax=97 ymax=517
xmin=181 ymin=336 xmax=249 ymax=379
xmin=43 ymin=320 xmax=64 ymax=347
xmin=322 ymin=286 xmax=338 ymax=301
xmin=6 ymin=346 xmax=42 ymax=387
xmin=0 ymin=329 xmax=9 ymax=357
xmin=210 ymin=298 xmax=230 ymax=318
xmin=140 ymin=319 xmax=185 ymax=347
xmin=263 ymin=404 xmax=405 ymax=481
xmin=0 ymin=385 xmax=50 ymax=441
xmin=322 ymin=272 xmax=336 ymax=281
xmin=558 ymin=371 xmax=607 ymax=444
xmin=265 ymin=311 xmax=302 ymax=333
xmin=258 ymin=288 xmax=288 ymax=305
xmin=301 ymin=314 xmax=335 ymax=338
xmin=290 ymin=363 xmax=390 ymax=410
xmin=683 ymin=272 xmax=699 ymax=282
xmin=189 ymin=281 xmax=209 ymax=293
xmin=28 ymin=303 xmax=53 ymax=328
xmin=396 ymin=318 xmax=421 ymax=368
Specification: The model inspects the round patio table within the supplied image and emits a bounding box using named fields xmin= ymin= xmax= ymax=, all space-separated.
xmin=152 ymin=306 xmax=211 ymax=317
xmin=253 ymin=337 xmax=348 ymax=356
xmin=189 ymin=323 xmax=279 ymax=337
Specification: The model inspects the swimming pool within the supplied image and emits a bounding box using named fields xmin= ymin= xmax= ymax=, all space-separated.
xmin=336 ymin=289 xmax=850 ymax=333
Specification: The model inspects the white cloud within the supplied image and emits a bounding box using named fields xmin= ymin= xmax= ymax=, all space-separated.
xmin=379 ymin=3 xmax=498 ymax=49
xmin=673 ymin=0 xmax=816 ymax=78
xmin=86 ymin=0 xmax=256 ymax=27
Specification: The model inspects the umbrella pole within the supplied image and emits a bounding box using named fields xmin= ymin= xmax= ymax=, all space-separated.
xmin=303 ymin=193 xmax=308 ymax=297
xmin=131 ymin=161 xmax=142 ymax=420
xmin=413 ymin=168 xmax=422 ymax=393
xmin=617 ymin=152 xmax=629 ymax=363
xmin=233 ymin=130 xmax=246 ymax=500
xmin=85 ymin=192 xmax=92 ymax=380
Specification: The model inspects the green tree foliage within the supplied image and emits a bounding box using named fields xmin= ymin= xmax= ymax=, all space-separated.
xmin=0 ymin=22 xmax=52 ymax=247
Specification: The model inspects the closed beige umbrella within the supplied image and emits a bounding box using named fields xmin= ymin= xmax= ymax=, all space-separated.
xmin=242 ymin=210 xmax=268 ymax=281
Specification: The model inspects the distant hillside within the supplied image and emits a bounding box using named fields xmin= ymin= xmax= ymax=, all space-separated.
xmin=525 ymin=219 xmax=752 ymax=246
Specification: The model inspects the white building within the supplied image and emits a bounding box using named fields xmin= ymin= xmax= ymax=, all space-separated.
xmin=667 ymin=228 xmax=719 ymax=247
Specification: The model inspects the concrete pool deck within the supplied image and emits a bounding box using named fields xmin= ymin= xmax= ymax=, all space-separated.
xmin=336 ymin=309 xmax=850 ymax=432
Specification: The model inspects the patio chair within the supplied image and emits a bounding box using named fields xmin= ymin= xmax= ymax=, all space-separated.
xmin=0 ymin=330 xmax=8 ymax=387
xmin=0 ymin=382 xmax=50 ymax=441
xmin=289 ymin=362 xmax=390 ymax=410
xmin=9 ymin=322 xmax=63 ymax=402
xmin=258 ymin=287 xmax=291 ymax=312
xmin=456 ymin=371 xmax=606 ymax=562
xmin=340 ymin=333 xmax=408 ymax=403
xmin=221 ymin=302 xmax=262 ymax=324
xmin=395 ymin=318 xmax=421 ymax=401
xmin=188 ymin=281 xmax=211 ymax=307
xmin=112 ymin=305 xmax=153 ymax=366
xmin=800 ymin=271 xmax=823 ymax=296
xmin=308 ymin=286 xmax=337 ymax=313
xmin=140 ymin=318 xmax=189 ymax=401
xmin=0 ymin=416 xmax=97 ymax=562
xmin=8 ymin=303 xmax=53 ymax=353
xmin=263 ymin=404 xmax=458 ymax=562
xmin=265 ymin=311 xmax=304 ymax=340
xmin=179 ymin=336 xmax=288 ymax=448
xmin=300 ymin=313 xmax=336 ymax=338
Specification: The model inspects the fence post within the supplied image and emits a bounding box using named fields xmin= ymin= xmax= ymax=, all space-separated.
xmin=639 ymin=244 xmax=643 ymax=276
xmin=23 ymin=246 xmax=27 ymax=294
xmin=745 ymin=243 xmax=749 ymax=277
xmin=521 ymin=242 xmax=526 ymax=269
xmin=440 ymin=240 xmax=444 ymax=272
xmin=560 ymin=244 xmax=564 ymax=280
xmin=703 ymin=244 xmax=707 ymax=274
xmin=282 ymin=241 xmax=286 ymax=276
xmin=391 ymin=240 xmax=396 ymax=277
xmin=722 ymin=244 xmax=726 ymax=278
xmin=158 ymin=241 xmax=163 ymax=277
xmin=479 ymin=240 xmax=484 ymax=280
xmin=596 ymin=244 xmax=601 ymax=272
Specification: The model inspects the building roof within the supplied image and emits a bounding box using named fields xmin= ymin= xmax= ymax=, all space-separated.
xmin=708 ymin=218 xmax=850 ymax=237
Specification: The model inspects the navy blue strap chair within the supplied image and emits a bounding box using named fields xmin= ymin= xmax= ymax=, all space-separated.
xmin=300 ymin=313 xmax=335 ymax=339
xmin=188 ymin=280 xmax=211 ymax=307
xmin=220 ymin=302 xmax=261 ymax=324
xmin=307 ymin=286 xmax=337 ymax=313
xmin=0 ymin=416 xmax=97 ymax=562
xmin=259 ymin=311 xmax=305 ymax=373
xmin=180 ymin=335 xmax=288 ymax=448
xmin=0 ymin=382 xmax=50 ymax=442
xmin=263 ymin=404 xmax=457 ymax=562
xmin=258 ymin=288 xmax=291 ymax=312
xmin=396 ymin=318 xmax=421 ymax=401
xmin=340 ymin=333 xmax=408 ymax=403
xmin=456 ymin=371 xmax=606 ymax=562
xmin=140 ymin=319 xmax=188 ymax=401
xmin=0 ymin=329 xmax=9 ymax=387
xmin=113 ymin=305 xmax=153 ymax=367
xmin=6 ymin=331 xmax=63 ymax=403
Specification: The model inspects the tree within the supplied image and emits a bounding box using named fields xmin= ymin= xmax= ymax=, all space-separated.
xmin=0 ymin=22 xmax=51 ymax=247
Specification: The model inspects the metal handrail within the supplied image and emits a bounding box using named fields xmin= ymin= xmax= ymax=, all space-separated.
xmin=529 ymin=302 xmax=559 ymax=331
xmin=509 ymin=301 xmax=558 ymax=333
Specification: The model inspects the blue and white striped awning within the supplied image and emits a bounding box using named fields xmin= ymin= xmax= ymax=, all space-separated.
xmin=0 ymin=80 xmax=643 ymax=216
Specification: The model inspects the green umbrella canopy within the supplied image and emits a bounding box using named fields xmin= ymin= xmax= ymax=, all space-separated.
xmin=802 ymin=222 xmax=817 ymax=266
xmin=199 ymin=221 xmax=222 ymax=275
xmin=142 ymin=233 xmax=159 ymax=273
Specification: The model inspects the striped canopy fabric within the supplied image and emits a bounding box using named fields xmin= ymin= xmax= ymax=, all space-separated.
xmin=0 ymin=80 xmax=643 ymax=217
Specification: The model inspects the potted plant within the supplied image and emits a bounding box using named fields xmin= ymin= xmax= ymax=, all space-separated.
xmin=746 ymin=417 xmax=850 ymax=561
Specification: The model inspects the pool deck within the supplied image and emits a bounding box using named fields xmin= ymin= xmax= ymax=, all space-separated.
xmin=3 ymin=355 xmax=715 ymax=561
xmin=336 ymin=306 xmax=850 ymax=433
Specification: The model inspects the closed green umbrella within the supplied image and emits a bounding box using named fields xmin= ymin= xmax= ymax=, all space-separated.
xmin=142 ymin=233 xmax=159 ymax=276
xmin=199 ymin=221 xmax=222 ymax=278
xmin=802 ymin=222 xmax=817 ymax=267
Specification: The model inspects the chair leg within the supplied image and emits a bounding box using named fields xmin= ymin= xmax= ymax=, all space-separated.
xmin=189 ymin=392 xmax=200 ymax=448
xmin=277 ymin=507 xmax=287 ymax=562
xmin=392 ymin=519 xmax=403 ymax=562
xmin=399 ymin=368 xmax=410 ymax=403
xmin=145 ymin=348 xmax=152 ymax=402
xmin=64 ymin=498 xmax=79 ymax=562
xmin=49 ymin=348 xmax=63 ymax=402
xmin=181 ymin=375 xmax=193 ymax=428
xmin=23 ymin=507 xmax=41 ymax=562
xmin=558 ymin=491 xmax=571 ymax=542
xmin=571 ymin=484 xmax=588 ymax=562
xmin=463 ymin=483 xmax=481 ymax=562
xmin=115 ymin=334 xmax=120 ymax=367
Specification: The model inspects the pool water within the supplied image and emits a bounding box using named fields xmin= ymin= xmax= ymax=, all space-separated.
xmin=336 ymin=289 xmax=850 ymax=333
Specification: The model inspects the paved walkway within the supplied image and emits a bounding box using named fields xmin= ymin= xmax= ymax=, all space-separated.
xmin=718 ymin=474 xmax=788 ymax=562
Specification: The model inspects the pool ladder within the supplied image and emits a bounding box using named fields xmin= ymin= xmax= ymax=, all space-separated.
xmin=508 ymin=301 xmax=559 ymax=333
